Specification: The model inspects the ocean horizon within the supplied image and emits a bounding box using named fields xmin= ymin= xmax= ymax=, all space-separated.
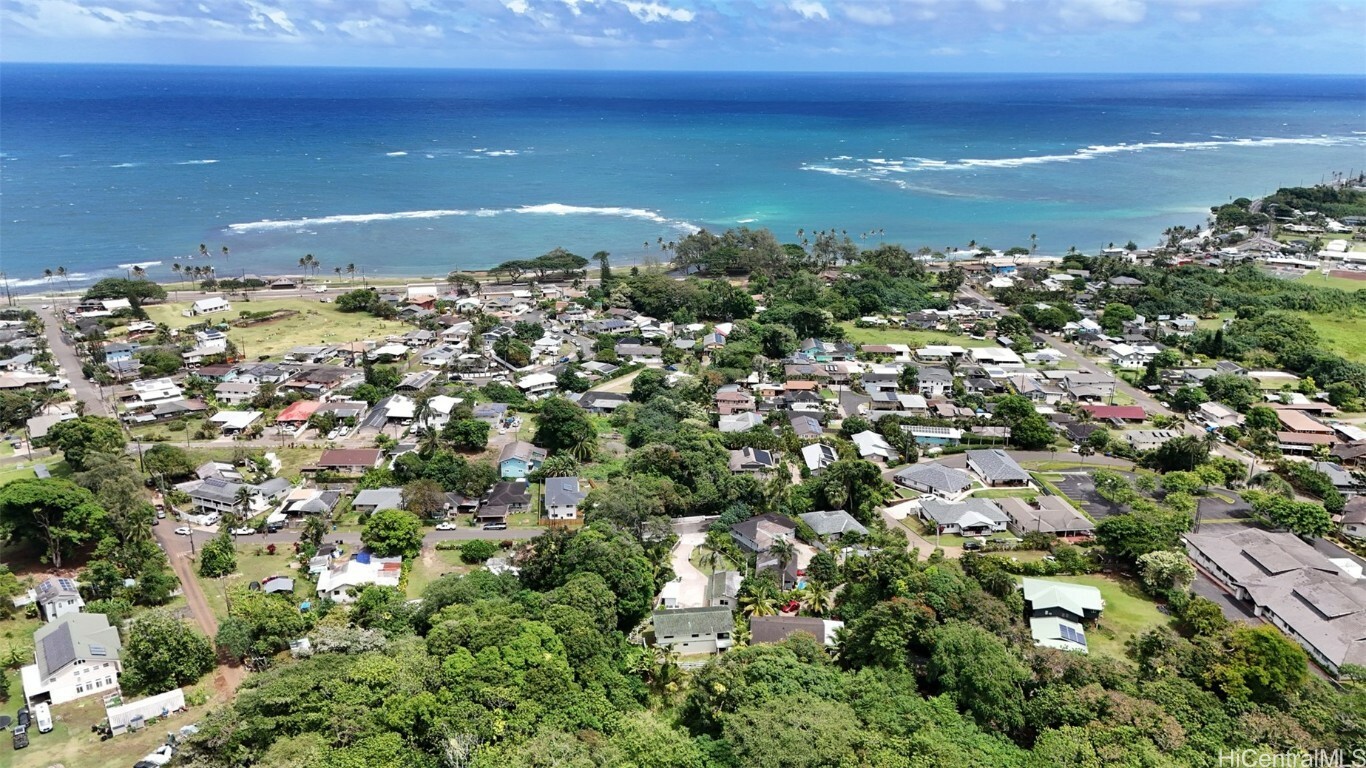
xmin=2 ymin=64 xmax=1364 ymax=293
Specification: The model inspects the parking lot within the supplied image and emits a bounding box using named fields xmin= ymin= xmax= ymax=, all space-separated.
xmin=1050 ymin=472 xmax=1127 ymax=520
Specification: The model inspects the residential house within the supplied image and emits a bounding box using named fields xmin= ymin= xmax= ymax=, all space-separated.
xmin=499 ymin=440 xmax=546 ymax=479
xmin=187 ymin=296 xmax=231 ymax=317
xmin=615 ymin=343 xmax=663 ymax=365
xmin=479 ymin=481 xmax=532 ymax=525
xmin=749 ymin=615 xmax=844 ymax=647
xmin=966 ymin=449 xmax=1031 ymax=487
xmin=576 ymin=391 xmax=629 ymax=414
xmin=473 ymin=402 xmax=509 ymax=425
xmin=917 ymin=367 xmax=954 ymax=398
xmin=800 ymin=443 xmax=839 ymax=474
xmin=1080 ymin=404 xmax=1146 ymax=422
xmin=730 ymin=513 xmax=797 ymax=553
xmin=315 ymin=553 xmax=403 ymax=604
xmin=918 ymin=497 xmax=1010 ymax=536
xmin=715 ymin=385 xmax=756 ymax=416
xmin=1105 ymin=343 xmax=1162 ymax=369
xmin=799 ymin=510 xmax=868 ymax=539
xmin=544 ymin=477 xmax=588 ymax=521
xmin=1021 ymin=578 xmax=1104 ymax=654
xmin=706 ymin=571 xmax=743 ymax=608
xmin=789 ymin=414 xmax=823 ymax=440
xmin=1185 ymin=527 xmax=1366 ymax=677
xmin=33 ymin=577 xmax=85 ymax=623
xmin=850 ymin=430 xmax=895 ymax=463
xmin=997 ymin=496 xmax=1096 ymax=539
xmin=21 ymin=613 xmax=122 ymax=705
xmin=351 ymin=488 xmax=405 ymax=515
xmin=1341 ymin=497 xmax=1366 ymax=539
xmin=316 ymin=449 xmax=384 ymax=474
xmin=1312 ymin=462 xmax=1359 ymax=497
xmin=907 ymin=425 xmax=962 ymax=447
xmin=1122 ymin=430 xmax=1184 ymax=452
xmin=728 ymin=447 xmax=778 ymax=474
xmin=652 ymin=607 xmax=733 ymax=654
xmin=517 ymin=373 xmax=559 ymax=399
xmin=1061 ymin=371 xmax=1117 ymax=402
xmin=719 ymin=412 xmax=765 ymax=434
xmin=1198 ymin=402 xmax=1244 ymax=429
xmin=894 ymin=463 xmax=974 ymax=498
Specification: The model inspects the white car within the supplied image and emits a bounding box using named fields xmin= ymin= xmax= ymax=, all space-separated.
xmin=327 ymin=428 xmax=341 ymax=440
xmin=231 ymin=527 xmax=256 ymax=536
xmin=140 ymin=745 xmax=175 ymax=767
xmin=173 ymin=527 xmax=192 ymax=536
xmin=435 ymin=522 xmax=457 ymax=531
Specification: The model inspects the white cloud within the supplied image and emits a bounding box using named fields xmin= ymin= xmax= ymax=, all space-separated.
xmin=504 ymin=0 xmax=531 ymax=14
xmin=790 ymin=0 xmax=829 ymax=20
xmin=929 ymin=45 xmax=963 ymax=55
xmin=842 ymin=3 xmax=893 ymax=25
xmin=245 ymin=1 xmax=299 ymax=36
xmin=617 ymin=0 xmax=695 ymax=22
xmin=1057 ymin=0 xmax=1147 ymax=25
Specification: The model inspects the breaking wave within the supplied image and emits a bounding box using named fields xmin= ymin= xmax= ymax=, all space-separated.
xmin=226 ymin=203 xmax=700 ymax=235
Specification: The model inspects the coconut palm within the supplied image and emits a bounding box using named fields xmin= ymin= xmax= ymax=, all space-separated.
xmin=131 ymin=265 xmax=146 ymax=280
xmin=740 ymin=581 xmax=779 ymax=618
xmin=346 ymin=263 xmax=357 ymax=282
xmin=42 ymin=268 xmax=53 ymax=285
xmin=334 ymin=266 xmax=342 ymax=279
xmin=768 ymin=538 xmax=797 ymax=584
xmin=802 ymin=581 xmax=833 ymax=618
xmin=56 ymin=266 xmax=71 ymax=295
xmin=199 ymin=243 xmax=209 ymax=259
xmin=221 ymin=245 xmax=230 ymax=259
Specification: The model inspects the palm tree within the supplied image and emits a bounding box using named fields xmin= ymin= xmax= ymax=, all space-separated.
xmin=334 ymin=266 xmax=342 ymax=280
xmin=199 ymin=243 xmax=209 ymax=259
xmin=298 ymin=256 xmax=309 ymax=284
xmin=56 ymin=266 xmax=71 ymax=295
xmin=768 ymin=538 xmax=797 ymax=587
xmin=43 ymin=268 xmax=53 ymax=286
xmin=346 ymin=263 xmax=357 ymax=282
xmin=802 ymin=581 xmax=832 ymax=618
xmin=740 ymin=581 xmax=779 ymax=618
xmin=221 ymin=245 xmax=229 ymax=259
xmin=417 ymin=427 xmax=442 ymax=459
xmin=232 ymin=485 xmax=254 ymax=529
xmin=1030 ymin=233 xmax=1038 ymax=253
xmin=131 ymin=265 xmax=146 ymax=280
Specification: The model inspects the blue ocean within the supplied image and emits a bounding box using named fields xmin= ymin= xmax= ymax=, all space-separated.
xmin=1 ymin=65 xmax=1364 ymax=292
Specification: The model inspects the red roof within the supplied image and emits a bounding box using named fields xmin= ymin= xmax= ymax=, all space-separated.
xmin=276 ymin=399 xmax=320 ymax=423
xmin=1081 ymin=405 xmax=1147 ymax=421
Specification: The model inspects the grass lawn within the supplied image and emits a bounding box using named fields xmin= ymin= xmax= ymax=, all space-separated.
xmin=13 ymin=681 xmax=222 ymax=768
xmin=838 ymin=321 xmax=995 ymax=348
xmin=1295 ymin=272 xmax=1366 ymax=292
xmin=508 ymin=509 xmax=540 ymax=528
xmin=0 ymin=613 xmax=42 ymax=672
xmin=1297 ymin=312 xmax=1366 ymax=363
xmin=970 ymin=488 xmax=1037 ymax=499
xmin=1018 ymin=573 xmax=1172 ymax=662
xmin=0 ymin=460 xmax=71 ymax=486
xmin=142 ymin=297 xmax=408 ymax=361
xmin=407 ymin=549 xmax=473 ymax=598
xmin=912 ymin=519 xmax=974 ymax=548
xmin=690 ymin=547 xmax=741 ymax=576
xmin=0 ymin=442 xmax=13 ymax=458
xmin=180 ymin=446 xmax=321 ymax=482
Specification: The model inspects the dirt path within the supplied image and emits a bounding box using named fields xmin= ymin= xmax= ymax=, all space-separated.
xmin=154 ymin=527 xmax=247 ymax=695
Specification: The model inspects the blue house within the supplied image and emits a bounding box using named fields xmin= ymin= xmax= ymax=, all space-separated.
xmin=498 ymin=440 xmax=546 ymax=479
xmin=103 ymin=342 xmax=140 ymax=363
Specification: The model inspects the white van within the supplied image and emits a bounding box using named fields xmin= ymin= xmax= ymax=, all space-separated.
xmin=32 ymin=702 xmax=52 ymax=734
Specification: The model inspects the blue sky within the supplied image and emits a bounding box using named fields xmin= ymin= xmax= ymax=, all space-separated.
xmin=1 ymin=0 xmax=1363 ymax=73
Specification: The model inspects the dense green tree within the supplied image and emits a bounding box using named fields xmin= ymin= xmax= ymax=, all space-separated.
xmin=458 ymin=539 xmax=499 ymax=563
xmin=723 ymin=693 xmax=862 ymax=768
xmin=630 ymin=368 xmax=669 ymax=403
xmin=198 ymin=531 xmax=237 ymax=577
xmin=1206 ymin=625 xmax=1308 ymax=706
xmin=1095 ymin=508 xmax=1190 ymax=563
xmin=533 ymin=397 xmax=598 ymax=459
xmin=143 ymin=443 xmax=196 ymax=479
xmin=361 ymin=509 xmax=424 ymax=559
xmin=46 ymin=415 xmax=126 ymax=471
xmin=1168 ymin=386 xmax=1208 ymax=413
xmin=1138 ymin=550 xmax=1196 ymax=596
xmin=442 ymin=418 xmax=490 ymax=451
xmin=121 ymin=609 xmax=216 ymax=695
xmin=0 ymin=478 xmax=106 ymax=568
xmin=928 ymin=622 xmax=1029 ymax=733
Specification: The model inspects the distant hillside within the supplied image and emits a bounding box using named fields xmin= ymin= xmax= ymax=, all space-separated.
xmin=1263 ymin=184 xmax=1366 ymax=218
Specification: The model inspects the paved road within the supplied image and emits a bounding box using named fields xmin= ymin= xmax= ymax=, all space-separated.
xmin=34 ymin=304 xmax=110 ymax=416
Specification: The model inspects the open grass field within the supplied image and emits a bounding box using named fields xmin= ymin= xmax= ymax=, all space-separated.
xmin=970 ymin=488 xmax=1037 ymax=499
xmin=0 ymin=459 xmax=70 ymax=487
xmin=407 ymin=549 xmax=472 ymax=598
xmin=689 ymin=547 xmax=741 ymax=576
xmin=1294 ymin=272 xmax=1366 ymax=292
xmin=1018 ymin=573 xmax=1172 ymax=662
xmin=142 ymin=297 xmax=408 ymax=361
xmin=837 ymin=322 xmax=996 ymax=348
xmin=1296 ymin=312 xmax=1366 ymax=363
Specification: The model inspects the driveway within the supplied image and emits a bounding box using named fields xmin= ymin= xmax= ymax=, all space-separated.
xmin=881 ymin=506 xmax=963 ymax=560
xmin=669 ymin=531 xmax=709 ymax=608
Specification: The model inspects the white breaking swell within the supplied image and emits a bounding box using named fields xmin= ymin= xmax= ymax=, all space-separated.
xmin=226 ymin=203 xmax=701 ymax=235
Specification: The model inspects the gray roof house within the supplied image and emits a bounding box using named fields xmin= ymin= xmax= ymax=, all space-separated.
xmin=729 ymin=447 xmax=777 ymax=473
xmin=799 ymin=510 xmax=869 ymax=539
xmin=27 ymin=612 xmax=123 ymax=704
xmin=1185 ymin=527 xmax=1366 ymax=677
xmin=966 ymin=449 xmax=1031 ymax=486
xmin=996 ymin=496 xmax=1096 ymax=538
xmin=894 ymin=463 xmax=974 ymax=498
xmin=706 ymin=571 xmax=743 ymax=608
xmin=918 ymin=497 xmax=1010 ymax=536
xmin=544 ymin=476 xmax=588 ymax=520
xmin=34 ymin=577 xmax=84 ymax=623
xmin=789 ymin=414 xmax=823 ymax=439
xmin=352 ymin=487 xmax=406 ymax=514
xmin=1021 ymin=578 xmax=1104 ymax=654
xmin=653 ymin=607 xmax=734 ymax=654
xmin=730 ymin=513 xmax=797 ymax=553
xmin=750 ymin=615 xmax=844 ymax=647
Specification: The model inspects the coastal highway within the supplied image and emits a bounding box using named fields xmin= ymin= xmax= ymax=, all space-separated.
xmin=961 ymin=286 xmax=1267 ymax=476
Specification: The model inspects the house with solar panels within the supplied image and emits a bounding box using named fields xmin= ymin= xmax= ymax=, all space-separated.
xmin=21 ymin=613 xmax=122 ymax=705
xmin=1020 ymin=578 xmax=1104 ymax=654
xmin=33 ymin=577 xmax=85 ymax=623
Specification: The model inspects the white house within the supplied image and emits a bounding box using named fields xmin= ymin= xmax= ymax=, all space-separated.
xmin=850 ymin=430 xmax=895 ymax=463
xmin=544 ymin=477 xmax=588 ymax=521
xmin=186 ymin=297 xmax=231 ymax=317
xmin=33 ymin=577 xmax=84 ymax=623
xmin=315 ymin=554 xmax=403 ymax=603
xmin=22 ymin=613 xmax=122 ymax=705
xmin=129 ymin=377 xmax=183 ymax=408
xmin=517 ymin=373 xmax=559 ymax=398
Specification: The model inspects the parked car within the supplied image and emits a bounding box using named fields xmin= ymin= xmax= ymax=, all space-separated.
xmin=434 ymin=522 xmax=457 ymax=531
xmin=16 ymin=706 xmax=29 ymax=728
xmin=174 ymin=527 xmax=192 ymax=536
xmin=32 ymin=703 xmax=51 ymax=734
xmin=155 ymin=509 xmax=167 ymax=519
xmin=230 ymin=527 xmax=256 ymax=536
xmin=12 ymin=725 xmax=27 ymax=750
xmin=136 ymin=744 xmax=175 ymax=767
xmin=266 ymin=523 xmax=284 ymax=534
xmin=962 ymin=540 xmax=983 ymax=551
xmin=483 ymin=522 xmax=508 ymax=531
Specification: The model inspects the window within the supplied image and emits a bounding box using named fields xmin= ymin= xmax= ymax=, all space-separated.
xmin=76 ymin=686 xmax=83 ymax=694
xmin=106 ymin=677 xmax=113 ymax=685
xmin=95 ymin=680 xmax=102 ymax=688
